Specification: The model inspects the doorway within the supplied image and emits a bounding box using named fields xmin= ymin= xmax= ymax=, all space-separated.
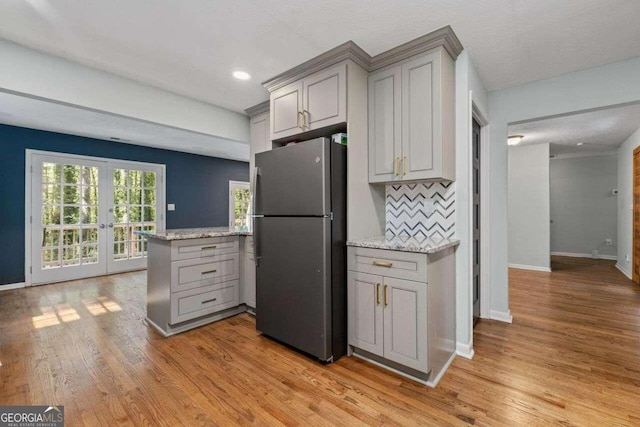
xmin=27 ymin=150 xmax=165 ymax=285
xmin=634 ymin=146 xmax=640 ymax=284
xmin=472 ymin=118 xmax=481 ymax=325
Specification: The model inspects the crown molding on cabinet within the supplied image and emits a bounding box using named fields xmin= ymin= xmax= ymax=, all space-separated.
xmin=369 ymin=25 xmax=463 ymax=71
xmin=262 ymin=41 xmax=371 ymax=92
xmin=244 ymin=100 xmax=269 ymax=116
xmin=261 ymin=26 xmax=463 ymax=93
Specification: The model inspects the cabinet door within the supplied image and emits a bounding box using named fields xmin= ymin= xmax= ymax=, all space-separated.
xmin=244 ymin=252 xmax=256 ymax=309
xmin=270 ymin=81 xmax=303 ymax=140
xmin=251 ymin=112 xmax=270 ymax=155
xmin=382 ymin=277 xmax=428 ymax=372
xmin=401 ymin=51 xmax=442 ymax=181
xmin=303 ymin=63 xmax=347 ymax=131
xmin=348 ymin=271 xmax=384 ymax=357
xmin=250 ymin=112 xmax=269 ymax=189
xmin=368 ymin=66 xmax=402 ymax=183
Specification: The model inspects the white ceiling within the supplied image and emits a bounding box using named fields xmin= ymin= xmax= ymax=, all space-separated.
xmin=1 ymin=0 xmax=640 ymax=113
xmin=508 ymin=103 xmax=640 ymax=156
xmin=0 ymin=91 xmax=249 ymax=161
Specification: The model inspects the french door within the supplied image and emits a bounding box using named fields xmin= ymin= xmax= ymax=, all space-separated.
xmin=29 ymin=151 xmax=165 ymax=285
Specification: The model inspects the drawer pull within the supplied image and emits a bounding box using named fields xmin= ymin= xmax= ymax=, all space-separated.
xmin=201 ymin=269 xmax=217 ymax=275
xmin=376 ymin=283 xmax=381 ymax=305
xmin=201 ymin=298 xmax=218 ymax=304
xmin=373 ymin=260 xmax=393 ymax=268
xmin=201 ymin=246 xmax=217 ymax=250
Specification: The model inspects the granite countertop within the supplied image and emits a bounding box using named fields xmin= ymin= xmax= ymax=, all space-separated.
xmin=346 ymin=235 xmax=460 ymax=254
xmin=134 ymin=227 xmax=252 ymax=241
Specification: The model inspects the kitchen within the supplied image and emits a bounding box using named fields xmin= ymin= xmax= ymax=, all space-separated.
xmin=138 ymin=26 xmax=461 ymax=387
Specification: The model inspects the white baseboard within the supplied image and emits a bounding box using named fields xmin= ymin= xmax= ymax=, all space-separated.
xmin=551 ymin=252 xmax=617 ymax=261
xmin=455 ymin=341 xmax=475 ymax=359
xmin=0 ymin=282 xmax=26 ymax=291
xmin=615 ymin=263 xmax=633 ymax=280
xmin=490 ymin=309 xmax=513 ymax=323
xmin=508 ymin=263 xmax=551 ymax=272
xmin=427 ymin=352 xmax=457 ymax=388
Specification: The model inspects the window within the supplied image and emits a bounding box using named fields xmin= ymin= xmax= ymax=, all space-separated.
xmin=229 ymin=181 xmax=250 ymax=231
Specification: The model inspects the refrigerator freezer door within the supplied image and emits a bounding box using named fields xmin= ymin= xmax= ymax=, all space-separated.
xmin=255 ymin=138 xmax=330 ymax=216
xmin=255 ymin=216 xmax=332 ymax=361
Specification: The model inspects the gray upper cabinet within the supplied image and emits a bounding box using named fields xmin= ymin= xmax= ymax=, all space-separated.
xmin=250 ymin=112 xmax=270 ymax=155
xmin=303 ymin=63 xmax=347 ymax=131
xmin=270 ymin=81 xmax=303 ymax=140
xmin=368 ymin=65 xmax=401 ymax=183
xmin=368 ymin=48 xmax=455 ymax=183
xmin=270 ymin=63 xmax=347 ymax=141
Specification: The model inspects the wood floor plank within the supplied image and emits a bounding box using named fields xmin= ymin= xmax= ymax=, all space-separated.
xmin=1 ymin=256 xmax=639 ymax=425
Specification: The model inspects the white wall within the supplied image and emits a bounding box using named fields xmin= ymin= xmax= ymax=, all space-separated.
xmin=550 ymin=154 xmax=618 ymax=259
xmin=617 ymin=127 xmax=640 ymax=278
xmin=507 ymin=144 xmax=550 ymax=271
xmin=0 ymin=39 xmax=249 ymax=143
xmin=488 ymin=55 xmax=640 ymax=319
xmin=454 ymin=50 xmax=489 ymax=357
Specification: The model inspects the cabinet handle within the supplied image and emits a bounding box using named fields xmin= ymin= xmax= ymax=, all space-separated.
xmin=403 ymin=156 xmax=407 ymax=176
xmin=373 ymin=260 xmax=393 ymax=268
xmin=376 ymin=283 xmax=380 ymax=305
xmin=201 ymin=269 xmax=217 ymax=275
xmin=303 ymin=109 xmax=310 ymax=129
xmin=201 ymin=298 xmax=217 ymax=304
xmin=394 ymin=157 xmax=400 ymax=176
xmin=201 ymin=246 xmax=217 ymax=250
xmin=384 ymin=284 xmax=388 ymax=307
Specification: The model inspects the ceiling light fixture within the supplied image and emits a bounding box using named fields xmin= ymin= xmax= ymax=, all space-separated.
xmin=507 ymin=135 xmax=524 ymax=146
xmin=232 ymin=71 xmax=251 ymax=80
xmin=577 ymin=142 xmax=584 ymax=146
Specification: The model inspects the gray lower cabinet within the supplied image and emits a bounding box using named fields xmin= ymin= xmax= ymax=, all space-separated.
xmin=146 ymin=236 xmax=246 ymax=336
xmin=347 ymin=246 xmax=455 ymax=386
xmin=243 ymin=236 xmax=256 ymax=310
xmin=368 ymin=47 xmax=455 ymax=183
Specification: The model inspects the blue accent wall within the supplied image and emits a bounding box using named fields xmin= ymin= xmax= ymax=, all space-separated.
xmin=0 ymin=124 xmax=249 ymax=285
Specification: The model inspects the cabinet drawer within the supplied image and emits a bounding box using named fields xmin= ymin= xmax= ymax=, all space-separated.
xmin=171 ymin=253 xmax=240 ymax=293
xmin=170 ymin=281 xmax=239 ymax=324
xmin=244 ymin=236 xmax=254 ymax=254
xmin=170 ymin=237 xmax=239 ymax=261
xmin=348 ymin=247 xmax=427 ymax=282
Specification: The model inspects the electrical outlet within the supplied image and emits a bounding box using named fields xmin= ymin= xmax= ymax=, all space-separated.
xmin=605 ymin=239 xmax=613 ymax=246
xmin=626 ymin=254 xmax=630 ymax=262
xmin=167 ymin=203 xmax=175 ymax=211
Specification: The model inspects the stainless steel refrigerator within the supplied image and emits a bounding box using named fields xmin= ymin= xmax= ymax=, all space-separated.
xmin=253 ymin=137 xmax=347 ymax=362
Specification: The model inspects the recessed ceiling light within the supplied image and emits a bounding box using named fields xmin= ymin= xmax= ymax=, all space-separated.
xmin=507 ymin=135 xmax=524 ymax=146
xmin=577 ymin=142 xmax=584 ymax=146
xmin=232 ymin=71 xmax=251 ymax=80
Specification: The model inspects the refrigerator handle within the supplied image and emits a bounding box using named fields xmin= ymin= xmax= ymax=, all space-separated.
xmin=251 ymin=166 xmax=259 ymax=266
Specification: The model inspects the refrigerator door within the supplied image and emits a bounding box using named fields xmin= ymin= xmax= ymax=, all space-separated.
xmin=255 ymin=138 xmax=330 ymax=216
xmin=255 ymin=216 xmax=332 ymax=361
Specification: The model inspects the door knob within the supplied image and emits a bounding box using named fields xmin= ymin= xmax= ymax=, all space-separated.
xmin=99 ymin=224 xmax=106 ymax=229
xmin=108 ymin=223 xmax=114 ymax=228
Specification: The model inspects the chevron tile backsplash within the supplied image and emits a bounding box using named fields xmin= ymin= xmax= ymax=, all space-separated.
xmin=386 ymin=183 xmax=456 ymax=239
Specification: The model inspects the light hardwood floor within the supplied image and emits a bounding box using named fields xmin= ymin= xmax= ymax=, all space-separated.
xmin=1 ymin=256 xmax=639 ymax=426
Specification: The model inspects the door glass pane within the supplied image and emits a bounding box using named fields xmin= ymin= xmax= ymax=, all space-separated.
xmin=40 ymin=160 xmax=100 ymax=270
xmin=111 ymin=168 xmax=157 ymax=262
xmin=63 ymin=165 xmax=81 ymax=184
xmin=42 ymin=185 xmax=61 ymax=205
